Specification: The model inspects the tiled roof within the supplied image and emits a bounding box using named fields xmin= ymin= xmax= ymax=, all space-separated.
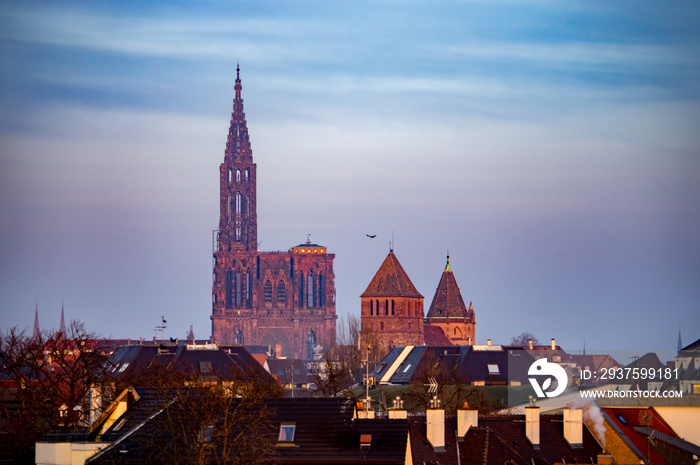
xmin=424 ymin=326 xmax=454 ymax=346
xmin=426 ymin=258 xmax=472 ymax=320
xmin=87 ymin=395 xmax=409 ymax=464
xmin=361 ymin=252 xmax=423 ymax=298
xmin=603 ymin=406 xmax=678 ymax=465
xmin=461 ymin=414 xmax=601 ymax=465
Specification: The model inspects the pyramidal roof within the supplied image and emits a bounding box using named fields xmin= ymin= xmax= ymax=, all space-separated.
xmin=361 ymin=252 xmax=423 ymax=298
xmin=426 ymin=256 xmax=472 ymax=319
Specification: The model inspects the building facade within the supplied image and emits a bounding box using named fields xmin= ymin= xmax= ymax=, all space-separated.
xmin=211 ymin=67 xmax=337 ymax=359
xmin=360 ymin=251 xmax=425 ymax=351
xmin=360 ymin=252 xmax=476 ymax=351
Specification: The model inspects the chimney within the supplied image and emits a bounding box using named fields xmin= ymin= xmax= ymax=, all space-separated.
xmin=275 ymin=343 xmax=282 ymax=358
xmin=551 ymin=338 xmax=556 ymax=350
xmin=426 ymin=397 xmax=445 ymax=451
xmin=597 ymin=453 xmax=613 ymax=465
xmin=563 ymin=407 xmax=583 ymax=446
xmin=388 ymin=396 xmax=407 ymax=419
xmin=487 ymin=339 xmax=492 ymax=346
xmin=457 ymin=403 xmax=478 ymax=439
xmin=525 ymin=406 xmax=540 ymax=447
xmin=528 ymin=338 xmax=533 ymax=350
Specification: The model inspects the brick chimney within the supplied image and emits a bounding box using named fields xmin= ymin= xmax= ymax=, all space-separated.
xmin=426 ymin=397 xmax=445 ymax=451
xmin=551 ymin=338 xmax=556 ymax=350
xmin=525 ymin=406 xmax=540 ymax=447
xmin=528 ymin=338 xmax=533 ymax=350
xmin=457 ymin=403 xmax=478 ymax=440
xmin=563 ymin=407 xmax=583 ymax=446
xmin=487 ymin=339 xmax=492 ymax=346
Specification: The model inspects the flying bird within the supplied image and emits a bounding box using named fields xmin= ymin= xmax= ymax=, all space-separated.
xmin=366 ymin=234 xmax=377 ymax=238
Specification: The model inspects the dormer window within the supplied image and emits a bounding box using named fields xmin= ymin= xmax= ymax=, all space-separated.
xmin=278 ymin=422 xmax=296 ymax=442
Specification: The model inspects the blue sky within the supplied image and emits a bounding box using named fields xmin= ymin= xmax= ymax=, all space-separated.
xmin=1 ymin=1 xmax=699 ymax=353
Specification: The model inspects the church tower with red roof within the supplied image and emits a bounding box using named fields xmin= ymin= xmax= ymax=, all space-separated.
xmin=360 ymin=251 xmax=424 ymax=352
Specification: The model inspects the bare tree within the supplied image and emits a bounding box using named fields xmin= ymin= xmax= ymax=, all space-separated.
xmin=509 ymin=332 xmax=541 ymax=347
xmin=0 ymin=322 xmax=112 ymax=463
xmin=94 ymin=366 xmax=281 ymax=465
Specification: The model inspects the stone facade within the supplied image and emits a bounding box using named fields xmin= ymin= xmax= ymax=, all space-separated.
xmin=360 ymin=252 xmax=476 ymax=350
xmin=211 ymin=67 xmax=336 ymax=359
xmin=360 ymin=252 xmax=425 ymax=351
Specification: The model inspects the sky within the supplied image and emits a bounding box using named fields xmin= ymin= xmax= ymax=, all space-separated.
xmin=1 ymin=1 xmax=699 ymax=355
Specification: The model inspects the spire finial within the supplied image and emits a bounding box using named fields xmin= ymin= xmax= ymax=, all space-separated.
xmin=236 ymin=60 xmax=240 ymax=80
xmin=33 ymin=303 xmax=40 ymax=340
xmin=59 ymin=303 xmax=66 ymax=338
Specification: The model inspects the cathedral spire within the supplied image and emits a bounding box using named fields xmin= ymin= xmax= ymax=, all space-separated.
xmin=225 ymin=64 xmax=251 ymax=160
xmin=59 ymin=304 xmax=66 ymax=337
xmin=33 ymin=303 xmax=40 ymax=340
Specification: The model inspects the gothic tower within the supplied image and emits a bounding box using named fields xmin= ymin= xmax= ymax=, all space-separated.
xmin=425 ymin=255 xmax=475 ymax=345
xmin=211 ymin=67 xmax=336 ymax=358
xmin=360 ymin=251 xmax=424 ymax=353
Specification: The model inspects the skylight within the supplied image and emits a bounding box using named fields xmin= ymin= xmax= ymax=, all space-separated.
xmin=278 ymin=422 xmax=296 ymax=442
xmin=402 ymin=363 xmax=413 ymax=373
xmin=487 ymin=364 xmax=499 ymax=375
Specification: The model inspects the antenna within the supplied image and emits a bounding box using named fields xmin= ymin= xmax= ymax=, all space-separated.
xmin=154 ymin=316 xmax=167 ymax=343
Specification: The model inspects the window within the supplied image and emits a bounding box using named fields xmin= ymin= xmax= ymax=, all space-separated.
xmin=306 ymin=329 xmax=316 ymax=359
xmin=385 ymin=300 xmax=389 ymax=316
xmin=391 ymin=299 xmax=395 ymax=315
xmin=234 ymin=328 xmax=243 ymax=345
xmin=277 ymin=280 xmax=286 ymax=303
xmin=370 ymin=300 xmax=373 ymax=316
xmin=236 ymin=169 xmax=241 ymax=182
xmin=264 ymin=280 xmax=273 ymax=303
xmin=200 ymin=425 xmax=214 ymax=443
xmin=402 ymin=363 xmax=413 ymax=373
xmin=236 ymin=192 xmax=241 ymax=214
xmin=278 ymin=422 xmax=296 ymax=442
xmin=307 ymin=272 xmax=314 ymax=308
xmin=199 ymin=361 xmax=213 ymax=374
xmin=487 ymin=364 xmax=499 ymax=375
xmin=375 ymin=363 xmax=386 ymax=374
xmin=245 ymin=168 xmax=249 ymax=181
xmin=228 ymin=168 xmax=232 ymax=183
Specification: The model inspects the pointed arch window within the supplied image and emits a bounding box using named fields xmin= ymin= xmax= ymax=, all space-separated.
xmin=246 ymin=271 xmax=251 ymax=307
xmin=236 ymin=169 xmax=241 ymax=183
xmin=370 ymin=300 xmax=373 ymax=316
xmin=228 ymin=168 xmax=232 ymax=183
xmin=391 ymin=299 xmax=395 ymax=315
xmin=234 ymin=328 xmax=244 ymax=345
xmin=245 ymin=195 xmax=250 ymax=217
xmin=385 ymin=300 xmax=389 ymax=316
xmin=235 ymin=221 xmax=242 ymax=242
xmin=264 ymin=280 xmax=273 ymax=303
xmin=245 ymin=168 xmax=250 ymax=181
xmin=307 ymin=271 xmax=314 ymax=308
xmin=277 ymin=280 xmax=286 ymax=304
xmin=226 ymin=269 xmax=234 ymax=308
xmin=227 ymin=195 xmax=232 ymax=223
xmin=236 ymin=192 xmax=242 ymax=215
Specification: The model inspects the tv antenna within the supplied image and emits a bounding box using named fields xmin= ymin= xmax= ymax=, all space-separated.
xmin=154 ymin=316 xmax=167 ymax=343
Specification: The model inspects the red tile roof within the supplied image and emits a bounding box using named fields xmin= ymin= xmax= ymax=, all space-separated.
xmin=361 ymin=252 xmax=423 ymax=298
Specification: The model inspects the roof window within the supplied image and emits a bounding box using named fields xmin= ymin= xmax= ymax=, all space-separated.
xmin=402 ymin=363 xmax=413 ymax=373
xmin=278 ymin=422 xmax=296 ymax=442
xmin=487 ymin=364 xmax=499 ymax=375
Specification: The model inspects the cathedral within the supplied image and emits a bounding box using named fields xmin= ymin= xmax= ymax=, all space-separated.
xmin=210 ymin=67 xmax=337 ymax=359
xmin=360 ymin=251 xmax=475 ymax=351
